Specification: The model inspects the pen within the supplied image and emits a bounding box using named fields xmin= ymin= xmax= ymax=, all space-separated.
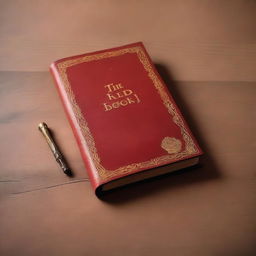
xmin=38 ymin=122 xmax=72 ymax=176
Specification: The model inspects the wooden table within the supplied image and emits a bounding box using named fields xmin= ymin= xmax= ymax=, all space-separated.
xmin=0 ymin=1 xmax=255 ymax=255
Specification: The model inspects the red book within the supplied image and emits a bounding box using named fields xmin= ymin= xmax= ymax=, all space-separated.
xmin=50 ymin=42 xmax=202 ymax=196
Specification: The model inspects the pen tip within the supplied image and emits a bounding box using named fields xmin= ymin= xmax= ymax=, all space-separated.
xmin=64 ymin=168 xmax=73 ymax=177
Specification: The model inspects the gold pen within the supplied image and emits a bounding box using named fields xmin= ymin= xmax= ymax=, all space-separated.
xmin=38 ymin=122 xmax=72 ymax=176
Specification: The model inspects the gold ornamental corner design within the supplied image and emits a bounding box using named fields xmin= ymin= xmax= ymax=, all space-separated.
xmin=161 ymin=137 xmax=182 ymax=154
xmin=56 ymin=46 xmax=200 ymax=182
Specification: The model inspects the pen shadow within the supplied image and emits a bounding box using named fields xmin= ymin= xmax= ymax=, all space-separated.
xmin=100 ymin=64 xmax=221 ymax=204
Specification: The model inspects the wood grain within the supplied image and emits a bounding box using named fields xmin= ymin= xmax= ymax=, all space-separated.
xmin=0 ymin=1 xmax=256 ymax=256
xmin=0 ymin=71 xmax=255 ymax=255
xmin=0 ymin=0 xmax=256 ymax=81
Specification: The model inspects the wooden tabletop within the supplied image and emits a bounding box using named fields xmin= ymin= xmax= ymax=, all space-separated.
xmin=0 ymin=1 xmax=255 ymax=255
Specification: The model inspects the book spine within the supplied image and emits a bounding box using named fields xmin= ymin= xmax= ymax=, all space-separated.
xmin=49 ymin=63 xmax=100 ymax=191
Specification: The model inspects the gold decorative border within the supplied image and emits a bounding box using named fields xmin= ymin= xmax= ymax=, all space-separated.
xmin=57 ymin=46 xmax=199 ymax=182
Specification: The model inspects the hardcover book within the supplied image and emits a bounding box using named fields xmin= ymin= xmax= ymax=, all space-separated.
xmin=50 ymin=42 xmax=202 ymax=196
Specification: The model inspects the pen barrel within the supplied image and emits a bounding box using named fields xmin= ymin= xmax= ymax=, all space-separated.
xmin=38 ymin=122 xmax=70 ymax=174
xmin=38 ymin=122 xmax=59 ymax=154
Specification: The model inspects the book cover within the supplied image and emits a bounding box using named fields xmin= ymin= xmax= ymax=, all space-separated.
xmin=50 ymin=42 xmax=202 ymax=196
